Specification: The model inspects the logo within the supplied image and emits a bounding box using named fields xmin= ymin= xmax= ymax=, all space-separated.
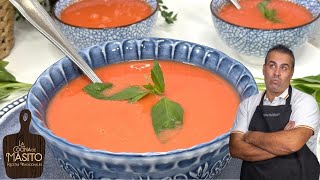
xmin=3 ymin=109 xmax=45 ymax=178
xmin=263 ymin=113 xmax=281 ymax=117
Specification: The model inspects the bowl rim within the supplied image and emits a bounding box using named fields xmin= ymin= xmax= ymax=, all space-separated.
xmin=27 ymin=37 xmax=257 ymax=157
xmin=210 ymin=0 xmax=320 ymax=31
xmin=51 ymin=0 xmax=159 ymax=29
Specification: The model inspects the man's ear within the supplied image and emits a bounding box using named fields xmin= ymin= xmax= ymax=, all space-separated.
xmin=290 ymin=68 xmax=294 ymax=79
xmin=262 ymin=64 xmax=266 ymax=76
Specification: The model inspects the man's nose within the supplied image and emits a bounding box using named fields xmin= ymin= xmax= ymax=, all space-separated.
xmin=274 ymin=68 xmax=280 ymax=76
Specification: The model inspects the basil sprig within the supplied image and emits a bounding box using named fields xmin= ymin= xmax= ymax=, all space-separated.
xmin=256 ymin=74 xmax=320 ymax=108
xmin=158 ymin=0 xmax=177 ymax=24
xmin=83 ymin=83 xmax=149 ymax=103
xmin=152 ymin=97 xmax=183 ymax=134
xmin=83 ymin=61 xmax=184 ymax=137
xmin=257 ymin=0 xmax=281 ymax=23
xmin=0 ymin=61 xmax=32 ymax=100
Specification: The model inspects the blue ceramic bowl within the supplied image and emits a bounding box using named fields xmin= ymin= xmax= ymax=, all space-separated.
xmin=52 ymin=0 xmax=158 ymax=50
xmin=210 ymin=0 xmax=320 ymax=57
xmin=26 ymin=38 xmax=258 ymax=179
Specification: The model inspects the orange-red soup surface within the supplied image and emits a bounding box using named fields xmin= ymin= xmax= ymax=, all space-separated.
xmin=47 ymin=61 xmax=239 ymax=153
xmin=60 ymin=0 xmax=152 ymax=28
xmin=218 ymin=0 xmax=313 ymax=29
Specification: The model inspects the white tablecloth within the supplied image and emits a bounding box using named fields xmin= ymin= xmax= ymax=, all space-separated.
xmin=2 ymin=0 xmax=320 ymax=158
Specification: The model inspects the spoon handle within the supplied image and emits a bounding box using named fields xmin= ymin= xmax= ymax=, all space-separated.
xmin=9 ymin=0 xmax=102 ymax=83
xmin=230 ymin=0 xmax=241 ymax=9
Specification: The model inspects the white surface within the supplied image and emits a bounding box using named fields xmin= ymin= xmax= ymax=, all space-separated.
xmin=1 ymin=0 xmax=320 ymax=159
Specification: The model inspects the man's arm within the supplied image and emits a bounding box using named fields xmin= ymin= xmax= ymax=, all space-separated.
xmin=244 ymin=127 xmax=313 ymax=156
xmin=229 ymin=133 xmax=276 ymax=162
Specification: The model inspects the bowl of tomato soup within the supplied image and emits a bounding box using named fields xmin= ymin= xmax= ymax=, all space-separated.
xmin=210 ymin=0 xmax=320 ymax=57
xmin=52 ymin=0 xmax=158 ymax=49
xmin=27 ymin=38 xmax=258 ymax=179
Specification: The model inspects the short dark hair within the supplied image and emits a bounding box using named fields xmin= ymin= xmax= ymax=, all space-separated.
xmin=265 ymin=44 xmax=295 ymax=68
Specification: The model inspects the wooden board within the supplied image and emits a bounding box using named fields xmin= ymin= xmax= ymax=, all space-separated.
xmin=3 ymin=109 xmax=45 ymax=178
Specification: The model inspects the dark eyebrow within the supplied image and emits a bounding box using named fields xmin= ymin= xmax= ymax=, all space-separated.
xmin=281 ymin=64 xmax=290 ymax=67
xmin=268 ymin=60 xmax=276 ymax=64
xmin=268 ymin=60 xmax=290 ymax=67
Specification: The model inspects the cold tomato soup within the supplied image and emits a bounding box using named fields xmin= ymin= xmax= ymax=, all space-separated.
xmin=47 ymin=61 xmax=239 ymax=153
xmin=60 ymin=0 xmax=153 ymax=28
xmin=218 ymin=0 xmax=313 ymax=29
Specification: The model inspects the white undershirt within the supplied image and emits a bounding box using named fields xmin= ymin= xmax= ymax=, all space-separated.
xmin=231 ymin=87 xmax=320 ymax=156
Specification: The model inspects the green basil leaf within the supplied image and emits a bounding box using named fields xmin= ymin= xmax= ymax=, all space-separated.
xmin=0 ymin=61 xmax=9 ymax=69
xmin=257 ymin=2 xmax=266 ymax=15
xmin=151 ymin=61 xmax=165 ymax=94
xmin=0 ymin=69 xmax=17 ymax=82
xmin=107 ymin=86 xmax=149 ymax=101
xmin=312 ymin=89 xmax=320 ymax=109
xmin=292 ymin=84 xmax=316 ymax=95
xmin=128 ymin=91 xmax=150 ymax=103
xmin=152 ymin=86 xmax=162 ymax=95
xmin=256 ymin=82 xmax=266 ymax=92
xmin=83 ymin=83 xmax=150 ymax=102
xmin=143 ymin=83 xmax=154 ymax=91
xmin=293 ymin=75 xmax=320 ymax=84
xmin=83 ymin=83 xmax=113 ymax=99
xmin=173 ymin=14 xmax=178 ymax=20
xmin=257 ymin=0 xmax=281 ymax=23
xmin=0 ymin=82 xmax=32 ymax=100
xmin=151 ymin=97 xmax=184 ymax=134
xmin=0 ymin=61 xmax=32 ymax=101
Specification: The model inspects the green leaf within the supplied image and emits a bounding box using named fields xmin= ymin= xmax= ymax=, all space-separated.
xmin=257 ymin=1 xmax=267 ymax=15
xmin=162 ymin=5 xmax=168 ymax=10
xmin=257 ymin=0 xmax=281 ymax=23
xmin=0 ymin=67 xmax=17 ymax=82
xmin=83 ymin=83 xmax=150 ymax=102
xmin=0 ymin=61 xmax=9 ymax=69
xmin=312 ymin=89 xmax=320 ymax=109
xmin=158 ymin=1 xmax=178 ymax=24
xmin=165 ymin=19 xmax=173 ymax=24
xmin=151 ymin=97 xmax=184 ymax=134
xmin=143 ymin=83 xmax=154 ymax=91
xmin=128 ymin=91 xmax=149 ymax=103
xmin=0 ymin=82 xmax=32 ymax=100
xmin=293 ymin=75 xmax=320 ymax=84
xmin=256 ymin=82 xmax=266 ymax=91
xmin=152 ymin=87 xmax=163 ymax=95
xmin=83 ymin=82 xmax=113 ymax=99
xmin=292 ymin=84 xmax=316 ymax=95
xmin=0 ymin=61 xmax=32 ymax=101
xmin=107 ymin=86 xmax=149 ymax=101
xmin=173 ymin=14 xmax=178 ymax=20
xmin=151 ymin=61 xmax=165 ymax=94
xmin=313 ymin=89 xmax=320 ymax=101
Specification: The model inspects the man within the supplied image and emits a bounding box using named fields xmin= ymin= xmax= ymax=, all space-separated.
xmin=229 ymin=44 xmax=320 ymax=180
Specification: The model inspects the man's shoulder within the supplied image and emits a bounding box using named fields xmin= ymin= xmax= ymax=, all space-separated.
xmin=242 ymin=92 xmax=263 ymax=102
xmin=239 ymin=92 xmax=262 ymax=107
xmin=292 ymin=87 xmax=316 ymax=101
xmin=291 ymin=87 xmax=318 ymax=106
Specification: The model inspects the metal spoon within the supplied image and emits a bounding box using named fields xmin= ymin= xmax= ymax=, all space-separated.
xmin=9 ymin=0 xmax=102 ymax=83
xmin=230 ymin=0 xmax=241 ymax=9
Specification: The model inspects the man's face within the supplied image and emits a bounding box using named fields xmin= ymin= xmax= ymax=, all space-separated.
xmin=263 ymin=51 xmax=294 ymax=94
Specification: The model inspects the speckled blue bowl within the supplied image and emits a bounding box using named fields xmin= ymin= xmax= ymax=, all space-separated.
xmin=210 ymin=0 xmax=320 ymax=57
xmin=52 ymin=0 xmax=158 ymax=50
xmin=26 ymin=38 xmax=258 ymax=179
